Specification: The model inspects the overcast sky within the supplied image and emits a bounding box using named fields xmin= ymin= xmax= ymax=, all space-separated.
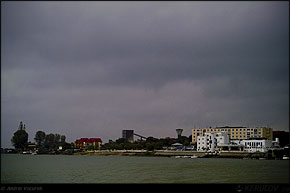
xmin=1 ymin=1 xmax=289 ymax=148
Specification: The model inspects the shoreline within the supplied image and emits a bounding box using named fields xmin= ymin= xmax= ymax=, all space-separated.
xmin=75 ymin=150 xmax=269 ymax=159
xmin=58 ymin=150 xmax=274 ymax=159
xmin=3 ymin=150 xmax=286 ymax=159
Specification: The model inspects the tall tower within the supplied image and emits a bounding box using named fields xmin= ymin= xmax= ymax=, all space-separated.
xmin=176 ymin=128 xmax=183 ymax=139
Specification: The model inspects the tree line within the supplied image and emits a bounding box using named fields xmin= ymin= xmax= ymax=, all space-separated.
xmin=35 ymin=131 xmax=71 ymax=150
xmin=102 ymin=135 xmax=192 ymax=151
xmin=11 ymin=121 xmax=70 ymax=151
xmin=11 ymin=121 xmax=193 ymax=152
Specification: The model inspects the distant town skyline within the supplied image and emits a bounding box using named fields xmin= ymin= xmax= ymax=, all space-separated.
xmin=2 ymin=2 xmax=289 ymax=148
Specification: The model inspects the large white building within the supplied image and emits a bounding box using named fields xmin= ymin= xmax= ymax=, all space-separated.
xmin=241 ymin=138 xmax=272 ymax=153
xmin=192 ymin=126 xmax=273 ymax=143
xmin=216 ymin=131 xmax=230 ymax=145
xmin=197 ymin=132 xmax=230 ymax=152
xmin=197 ymin=130 xmax=274 ymax=153
xmin=197 ymin=132 xmax=217 ymax=152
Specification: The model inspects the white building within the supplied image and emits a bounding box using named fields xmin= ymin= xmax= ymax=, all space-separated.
xmin=272 ymin=138 xmax=280 ymax=148
xmin=197 ymin=132 xmax=230 ymax=152
xmin=242 ymin=138 xmax=272 ymax=153
xmin=197 ymin=132 xmax=217 ymax=152
xmin=216 ymin=132 xmax=230 ymax=145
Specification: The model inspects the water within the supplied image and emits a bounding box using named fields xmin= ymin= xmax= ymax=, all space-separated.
xmin=1 ymin=154 xmax=289 ymax=183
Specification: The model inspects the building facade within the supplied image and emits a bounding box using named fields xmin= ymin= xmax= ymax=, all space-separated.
xmin=192 ymin=126 xmax=273 ymax=143
xmin=241 ymin=138 xmax=272 ymax=153
xmin=197 ymin=132 xmax=230 ymax=152
xmin=216 ymin=131 xmax=230 ymax=146
xmin=75 ymin=138 xmax=102 ymax=149
xmin=197 ymin=132 xmax=217 ymax=152
xmin=122 ymin=130 xmax=134 ymax=142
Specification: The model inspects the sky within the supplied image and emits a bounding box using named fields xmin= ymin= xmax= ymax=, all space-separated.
xmin=1 ymin=1 xmax=289 ymax=148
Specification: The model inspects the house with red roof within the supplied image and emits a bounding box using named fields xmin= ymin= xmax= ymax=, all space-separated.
xmin=75 ymin=138 xmax=102 ymax=150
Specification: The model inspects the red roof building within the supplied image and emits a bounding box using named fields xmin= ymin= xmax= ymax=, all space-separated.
xmin=75 ymin=138 xmax=102 ymax=149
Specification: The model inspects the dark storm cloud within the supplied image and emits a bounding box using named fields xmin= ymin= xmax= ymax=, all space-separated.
xmin=2 ymin=2 xmax=289 ymax=147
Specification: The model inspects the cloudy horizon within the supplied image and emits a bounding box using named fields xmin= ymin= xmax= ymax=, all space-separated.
xmin=2 ymin=1 xmax=289 ymax=148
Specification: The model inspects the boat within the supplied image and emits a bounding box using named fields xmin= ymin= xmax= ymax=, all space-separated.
xmin=175 ymin=156 xmax=181 ymax=158
xmin=213 ymin=151 xmax=220 ymax=155
xmin=190 ymin=155 xmax=198 ymax=158
xmin=22 ymin=151 xmax=31 ymax=154
xmin=282 ymin=156 xmax=289 ymax=160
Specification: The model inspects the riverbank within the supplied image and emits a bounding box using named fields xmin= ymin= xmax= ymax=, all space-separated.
xmin=73 ymin=150 xmax=275 ymax=159
xmin=3 ymin=149 xmax=286 ymax=159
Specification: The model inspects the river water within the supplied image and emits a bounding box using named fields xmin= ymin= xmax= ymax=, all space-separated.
xmin=1 ymin=154 xmax=289 ymax=183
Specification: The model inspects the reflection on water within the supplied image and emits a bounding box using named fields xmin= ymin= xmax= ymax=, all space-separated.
xmin=1 ymin=154 xmax=289 ymax=183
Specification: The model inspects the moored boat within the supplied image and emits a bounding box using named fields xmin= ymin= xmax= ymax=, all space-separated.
xmin=282 ymin=155 xmax=289 ymax=160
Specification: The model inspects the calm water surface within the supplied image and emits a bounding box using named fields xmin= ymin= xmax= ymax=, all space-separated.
xmin=1 ymin=154 xmax=289 ymax=183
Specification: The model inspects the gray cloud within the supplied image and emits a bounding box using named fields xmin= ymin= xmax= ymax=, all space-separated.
xmin=1 ymin=1 xmax=289 ymax=147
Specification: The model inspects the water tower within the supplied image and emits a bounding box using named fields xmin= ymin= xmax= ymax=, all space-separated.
xmin=176 ymin=128 xmax=183 ymax=139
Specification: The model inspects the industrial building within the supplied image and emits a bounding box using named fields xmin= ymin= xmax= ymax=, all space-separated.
xmin=192 ymin=126 xmax=273 ymax=143
xmin=122 ymin=130 xmax=134 ymax=142
xmin=122 ymin=130 xmax=147 ymax=142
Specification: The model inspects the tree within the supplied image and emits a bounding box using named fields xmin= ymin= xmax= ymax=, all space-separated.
xmin=146 ymin=143 xmax=154 ymax=151
xmin=177 ymin=136 xmax=190 ymax=145
xmin=188 ymin=135 xmax=192 ymax=142
xmin=44 ymin=134 xmax=56 ymax=150
xmin=11 ymin=130 xmax=28 ymax=150
xmin=54 ymin=134 xmax=61 ymax=145
xmin=60 ymin=135 xmax=66 ymax=144
xmin=116 ymin=138 xmax=126 ymax=144
xmin=146 ymin=137 xmax=157 ymax=143
xmin=87 ymin=145 xmax=95 ymax=150
xmin=62 ymin=142 xmax=72 ymax=150
xmin=34 ymin=131 xmax=46 ymax=147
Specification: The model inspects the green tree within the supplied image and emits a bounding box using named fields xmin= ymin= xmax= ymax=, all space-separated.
xmin=60 ymin=135 xmax=66 ymax=144
xmin=54 ymin=134 xmax=61 ymax=145
xmin=44 ymin=133 xmax=56 ymax=150
xmin=146 ymin=137 xmax=157 ymax=143
xmin=188 ymin=135 xmax=192 ymax=143
xmin=146 ymin=143 xmax=154 ymax=151
xmin=11 ymin=130 xmax=28 ymax=150
xmin=34 ymin=131 xmax=46 ymax=147
xmin=116 ymin=138 xmax=126 ymax=144
xmin=62 ymin=142 xmax=72 ymax=150
xmin=87 ymin=145 xmax=95 ymax=150
xmin=177 ymin=136 xmax=189 ymax=145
